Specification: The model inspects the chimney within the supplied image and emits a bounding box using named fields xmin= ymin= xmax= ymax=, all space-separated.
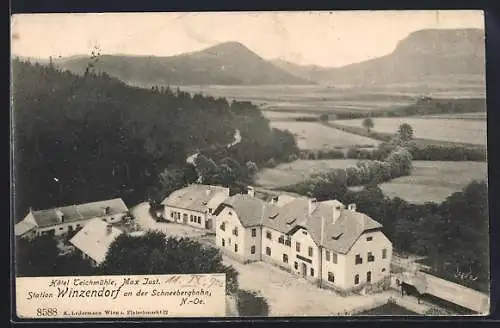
xmin=104 ymin=206 xmax=111 ymax=215
xmin=247 ymin=186 xmax=255 ymax=198
xmin=308 ymin=198 xmax=317 ymax=215
xmin=55 ymin=209 xmax=64 ymax=223
xmin=333 ymin=205 xmax=342 ymax=224
xmin=348 ymin=203 xmax=356 ymax=212
xmin=106 ymin=224 xmax=112 ymax=235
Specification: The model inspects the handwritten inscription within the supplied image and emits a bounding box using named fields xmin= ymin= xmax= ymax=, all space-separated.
xmin=16 ymin=274 xmax=226 ymax=319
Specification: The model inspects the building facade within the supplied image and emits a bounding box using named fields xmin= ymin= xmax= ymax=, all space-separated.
xmin=214 ymin=187 xmax=393 ymax=293
xmin=14 ymin=198 xmax=129 ymax=239
xmin=162 ymin=184 xmax=230 ymax=231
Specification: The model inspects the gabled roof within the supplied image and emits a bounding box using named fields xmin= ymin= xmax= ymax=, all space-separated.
xmin=259 ymin=197 xmax=383 ymax=254
xmin=28 ymin=198 xmax=128 ymax=228
xmin=306 ymin=203 xmax=382 ymax=254
xmin=161 ymin=184 xmax=230 ymax=213
xmin=69 ymin=218 xmax=123 ymax=264
xmin=14 ymin=220 xmax=37 ymax=236
xmin=214 ymin=194 xmax=277 ymax=228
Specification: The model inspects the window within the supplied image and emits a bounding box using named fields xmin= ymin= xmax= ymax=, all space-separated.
xmin=285 ymin=238 xmax=291 ymax=247
xmin=251 ymin=246 xmax=256 ymax=254
xmin=302 ymin=231 xmax=307 ymax=235
xmin=296 ymin=242 xmax=301 ymax=253
xmin=368 ymin=252 xmax=374 ymax=262
xmin=367 ymin=271 xmax=372 ymax=283
xmin=326 ymin=250 xmax=330 ymax=261
xmin=234 ymin=244 xmax=238 ymax=253
xmin=220 ymin=222 xmax=226 ymax=231
xmin=310 ymin=268 xmax=314 ymax=277
xmin=332 ymin=253 xmax=338 ymax=264
xmin=354 ymin=274 xmax=360 ymax=285
xmin=59 ymin=227 xmax=64 ymax=231
xmin=171 ymin=212 xmax=174 ymax=218
xmin=283 ymin=254 xmax=288 ymax=263
xmin=209 ymin=208 xmax=213 ymax=214
xmin=382 ymin=249 xmax=387 ymax=259
xmin=294 ymin=262 xmax=298 ymax=270
xmin=266 ymin=231 xmax=272 ymax=240
xmin=233 ymin=227 xmax=238 ymax=236
xmin=355 ymin=254 xmax=363 ymax=265
xmin=328 ymin=272 xmax=335 ymax=283
xmin=308 ymin=247 xmax=313 ymax=257
xmin=366 ymin=236 xmax=373 ymax=241
xmin=266 ymin=247 xmax=271 ymax=256
xmin=278 ymin=235 xmax=284 ymax=244
xmin=222 ymin=238 xmax=225 ymax=247
xmin=228 ymin=211 xmax=233 ymax=216
xmin=190 ymin=214 xmax=193 ymax=222
xmin=228 ymin=238 xmax=232 ymax=245
xmin=252 ymin=228 xmax=257 ymax=237
xmin=198 ymin=217 xmax=201 ymax=224
xmin=382 ymin=268 xmax=386 ymax=272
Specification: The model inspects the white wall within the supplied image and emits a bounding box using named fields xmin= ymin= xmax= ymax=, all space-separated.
xmin=321 ymin=248 xmax=348 ymax=289
xmin=36 ymin=213 xmax=126 ymax=237
xmin=243 ymin=225 xmax=262 ymax=263
xmin=165 ymin=206 xmax=207 ymax=229
xmin=289 ymin=227 xmax=321 ymax=283
xmin=342 ymin=230 xmax=392 ymax=290
xmin=261 ymin=227 xmax=292 ymax=270
xmin=215 ymin=207 xmax=247 ymax=262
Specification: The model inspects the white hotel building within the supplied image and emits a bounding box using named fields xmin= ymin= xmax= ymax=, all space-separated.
xmin=213 ymin=187 xmax=393 ymax=293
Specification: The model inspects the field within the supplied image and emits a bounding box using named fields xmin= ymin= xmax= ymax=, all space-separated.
xmin=379 ymin=161 xmax=488 ymax=204
xmin=333 ymin=117 xmax=487 ymax=146
xmin=255 ymin=159 xmax=359 ymax=188
xmin=256 ymin=159 xmax=487 ymax=203
xmin=419 ymin=112 xmax=487 ymax=120
xmin=269 ymin=121 xmax=381 ymax=150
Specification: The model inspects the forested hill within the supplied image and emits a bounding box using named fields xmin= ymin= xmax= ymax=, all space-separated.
xmin=52 ymin=42 xmax=313 ymax=86
xmin=12 ymin=59 xmax=298 ymax=217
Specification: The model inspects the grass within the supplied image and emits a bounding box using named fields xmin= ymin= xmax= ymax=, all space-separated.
xmin=356 ymin=302 xmax=419 ymax=315
xmin=255 ymin=159 xmax=359 ymax=188
xmin=379 ymin=161 xmax=488 ymax=204
xmin=333 ymin=117 xmax=487 ymax=146
xmin=269 ymin=121 xmax=380 ymax=150
xmin=256 ymin=159 xmax=487 ymax=204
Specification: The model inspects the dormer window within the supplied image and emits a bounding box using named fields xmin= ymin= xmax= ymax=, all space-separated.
xmin=104 ymin=206 xmax=111 ymax=215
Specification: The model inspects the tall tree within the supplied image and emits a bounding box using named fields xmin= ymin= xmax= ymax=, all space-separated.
xmin=362 ymin=117 xmax=374 ymax=132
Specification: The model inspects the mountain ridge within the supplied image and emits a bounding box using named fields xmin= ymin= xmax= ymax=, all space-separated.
xmin=272 ymin=28 xmax=485 ymax=86
xmin=49 ymin=42 xmax=314 ymax=86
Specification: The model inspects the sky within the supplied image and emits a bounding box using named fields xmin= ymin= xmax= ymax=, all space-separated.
xmin=11 ymin=10 xmax=484 ymax=67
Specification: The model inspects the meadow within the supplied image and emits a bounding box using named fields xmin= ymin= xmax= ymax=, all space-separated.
xmin=269 ymin=121 xmax=381 ymax=150
xmin=256 ymin=159 xmax=487 ymax=203
xmin=255 ymin=159 xmax=359 ymax=188
xmin=378 ymin=161 xmax=488 ymax=204
xmin=333 ymin=117 xmax=487 ymax=146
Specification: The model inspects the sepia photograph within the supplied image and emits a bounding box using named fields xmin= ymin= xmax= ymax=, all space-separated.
xmin=11 ymin=10 xmax=489 ymax=318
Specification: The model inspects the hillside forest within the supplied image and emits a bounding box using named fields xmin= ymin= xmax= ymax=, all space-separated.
xmin=12 ymin=59 xmax=299 ymax=217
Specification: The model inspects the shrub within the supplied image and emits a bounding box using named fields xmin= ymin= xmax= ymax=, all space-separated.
xmin=236 ymin=289 xmax=269 ymax=317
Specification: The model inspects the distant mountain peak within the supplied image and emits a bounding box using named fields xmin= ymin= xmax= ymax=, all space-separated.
xmin=202 ymin=41 xmax=257 ymax=56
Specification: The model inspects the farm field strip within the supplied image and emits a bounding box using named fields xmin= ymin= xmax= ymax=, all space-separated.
xmin=333 ymin=117 xmax=487 ymax=146
xmin=255 ymin=159 xmax=359 ymax=188
xmin=269 ymin=121 xmax=381 ymax=150
xmin=256 ymin=160 xmax=487 ymax=204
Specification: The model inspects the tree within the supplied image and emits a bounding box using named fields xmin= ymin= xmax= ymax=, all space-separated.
xmin=395 ymin=123 xmax=414 ymax=147
xmin=362 ymin=117 xmax=374 ymax=132
xmin=99 ymin=231 xmax=239 ymax=294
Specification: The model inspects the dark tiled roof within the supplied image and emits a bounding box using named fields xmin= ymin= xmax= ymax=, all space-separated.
xmin=31 ymin=198 xmax=128 ymax=228
xmin=162 ymin=184 xmax=229 ymax=213
xmin=216 ymin=194 xmax=277 ymax=228
xmin=259 ymin=197 xmax=383 ymax=254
